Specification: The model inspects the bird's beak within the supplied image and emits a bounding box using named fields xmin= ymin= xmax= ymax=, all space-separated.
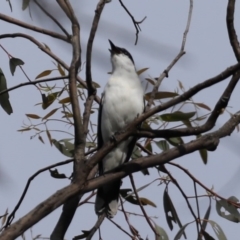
xmin=108 ymin=39 xmax=117 ymax=54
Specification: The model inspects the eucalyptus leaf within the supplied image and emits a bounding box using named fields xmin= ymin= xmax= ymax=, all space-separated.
xmin=9 ymin=58 xmax=24 ymax=76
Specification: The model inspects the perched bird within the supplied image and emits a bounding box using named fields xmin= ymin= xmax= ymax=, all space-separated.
xmin=95 ymin=40 xmax=144 ymax=218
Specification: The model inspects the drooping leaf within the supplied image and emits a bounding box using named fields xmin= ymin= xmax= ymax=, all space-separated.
xmin=132 ymin=146 xmax=149 ymax=175
xmin=202 ymin=230 xmax=215 ymax=240
xmin=145 ymin=91 xmax=178 ymax=101
xmin=208 ymin=220 xmax=227 ymax=240
xmin=57 ymin=63 xmax=65 ymax=76
xmin=59 ymin=97 xmax=71 ymax=104
xmin=166 ymin=137 xmax=184 ymax=147
xmin=22 ymin=0 xmax=30 ymax=10
xmin=42 ymin=92 xmax=59 ymax=109
xmin=6 ymin=0 xmax=12 ymax=11
xmin=92 ymin=81 xmax=101 ymax=88
xmin=49 ymin=169 xmax=67 ymax=179
xmin=35 ymin=70 xmax=53 ymax=79
xmin=160 ymin=111 xmax=195 ymax=122
xmin=216 ymin=197 xmax=240 ymax=223
xmin=0 ymin=69 xmax=13 ymax=115
xmin=199 ymin=148 xmax=208 ymax=164
xmin=163 ymin=188 xmax=186 ymax=238
xmin=52 ymin=139 xmax=74 ymax=157
xmin=26 ymin=114 xmax=41 ymax=119
xmin=195 ymin=102 xmax=211 ymax=111
xmin=155 ymin=140 xmax=169 ymax=151
xmin=154 ymin=223 xmax=169 ymax=240
xmin=139 ymin=197 xmax=157 ymax=207
xmin=42 ymin=108 xmax=59 ymax=120
xmin=173 ymin=223 xmax=191 ymax=240
xmin=9 ymin=58 xmax=24 ymax=75
xmin=137 ymin=67 xmax=149 ymax=76
xmin=46 ymin=129 xmax=52 ymax=146
xmin=38 ymin=135 xmax=44 ymax=144
xmin=202 ymin=198 xmax=211 ymax=231
xmin=197 ymin=135 xmax=208 ymax=164
xmin=178 ymin=80 xmax=184 ymax=91
xmin=145 ymin=78 xmax=155 ymax=85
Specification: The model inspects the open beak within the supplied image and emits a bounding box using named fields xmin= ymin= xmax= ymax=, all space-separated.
xmin=108 ymin=39 xmax=118 ymax=54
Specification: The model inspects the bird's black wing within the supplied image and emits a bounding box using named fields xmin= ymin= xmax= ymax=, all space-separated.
xmin=97 ymin=94 xmax=104 ymax=175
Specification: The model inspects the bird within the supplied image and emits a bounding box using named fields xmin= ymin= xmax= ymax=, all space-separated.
xmin=95 ymin=40 xmax=144 ymax=218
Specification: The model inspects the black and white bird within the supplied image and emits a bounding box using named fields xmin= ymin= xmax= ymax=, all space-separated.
xmin=95 ymin=40 xmax=144 ymax=218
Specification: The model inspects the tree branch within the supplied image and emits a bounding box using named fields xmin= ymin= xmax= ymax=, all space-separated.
xmin=226 ymin=0 xmax=240 ymax=61
xmin=1 ymin=110 xmax=240 ymax=240
xmin=0 ymin=13 xmax=69 ymax=43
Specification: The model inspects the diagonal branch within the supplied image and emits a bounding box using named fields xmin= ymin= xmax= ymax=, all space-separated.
xmin=0 ymin=13 xmax=69 ymax=42
xmin=226 ymin=0 xmax=240 ymax=61
xmin=33 ymin=0 xmax=71 ymax=39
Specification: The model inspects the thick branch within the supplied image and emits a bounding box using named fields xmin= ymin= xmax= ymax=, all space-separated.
xmin=1 ymin=111 xmax=240 ymax=240
xmin=226 ymin=0 xmax=240 ymax=61
xmin=0 ymin=13 xmax=69 ymax=42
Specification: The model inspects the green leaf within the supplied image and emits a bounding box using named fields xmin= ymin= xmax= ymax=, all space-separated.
xmin=163 ymin=188 xmax=186 ymax=237
xmin=202 ymin=230 xmax=215 ymax=240
xmin=92 ymin=81 xmax=101 ymax=88
xmin=145 ymin=91 xmax=178 ymax=101
xmin=195 ymin=102 xmax=211 ymax=111
xmin=154 ymin=223 xmax=169 ymax=240
xmin=139 ymin=197 xmax=157 ymax=207
xmin=38 ymin=135 xmax=44 ymax=144
xmin=199 ymin=148 xmax=208 ymax=164
xmin=137 ymin=67 xmax=149 ymax=76
xmin=202 ymin=198 xmax=211 ymax=231
xmin=9 ymin=58 xmax=24 ymax=76
xmin=145 ymin=78 xmax=155 ymax=85
xmin=0 ymin=69 xmax=13 ymax=115
xmin=160 ymin=111 xmax=195 ymax=122
xmin=42 ymin=108 xmax=59 ymax=120
xmin=166 ymin=137 xmax=183 ymax=147
xmin=173 ymin=223 xmax=190 ymax=240
xmin=216 ymin=197 xmax=240 ymax=223
xmin=49 ymin=169 xmax=67 ymax=179
xmin=197 ymin=135 xmax=208 ymax=164
xmin=22 ymin=0 xmax=30 ymax=10
xmin=46 ymin=129 xmax=52 ymax=146
xmin=57 ymin=63 xmax=65 ymax=76
xmin=155 ymin=140 xmax=169 ymax=151
xmin=52 ymin=139 xmax=74 ymax=157
xmin=26 ymin=114 xmax=41 ymax=119
xmin=208 ymin=220 xmax=227 ymax=240
xmin=59 ymin=97 xmax=71 ymax=104
xmin=42 ymin=92 xmax=59 ymax=109
xmin=35 ymin=70 xmax=53 ymax=79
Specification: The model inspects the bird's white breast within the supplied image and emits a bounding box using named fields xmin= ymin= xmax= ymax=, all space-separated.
xmin=101 ymin=72 xmax=144 ymax=172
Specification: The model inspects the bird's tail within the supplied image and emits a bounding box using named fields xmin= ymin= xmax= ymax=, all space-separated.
xmin=95 ymin=180 xmax=121 ymax=218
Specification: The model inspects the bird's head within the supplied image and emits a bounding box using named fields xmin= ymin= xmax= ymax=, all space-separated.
xmin=108 ymin=40 xmax=136 ymax=73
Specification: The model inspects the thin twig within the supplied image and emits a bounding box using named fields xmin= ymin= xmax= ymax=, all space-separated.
xmin=129 ymin=174 xmax=158 ymax=237
xmin=118 ymin=0 xmax=146 ymax=45
xmin=108 ymin=218 xmax=134 ymax=239
xmin=34 ymin=0 xmax=71 ymax=39
xmin=146 ymin=0 xmax=193 ymax=110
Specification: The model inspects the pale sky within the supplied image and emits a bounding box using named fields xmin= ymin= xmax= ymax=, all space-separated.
xmin=0 ymin=0 xmax=240 ymax=239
